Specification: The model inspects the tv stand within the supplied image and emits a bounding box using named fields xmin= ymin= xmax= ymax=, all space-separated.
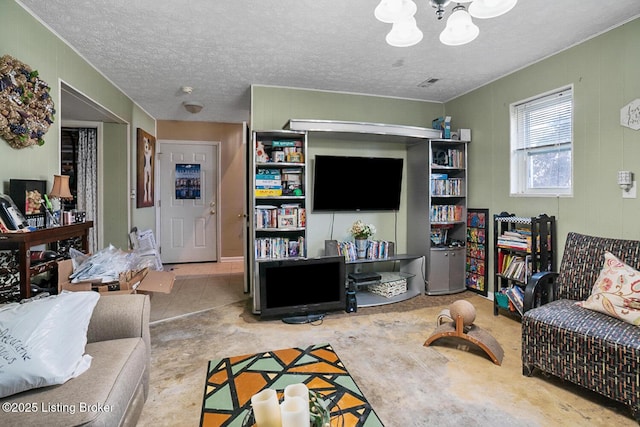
xmin=346 ymin=254 xmax=425 ymax=307
xmin=282 ymin=313 xmax=325 ymax=324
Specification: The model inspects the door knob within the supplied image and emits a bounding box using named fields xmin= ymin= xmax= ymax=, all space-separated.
xmin=210 ymin=210 xmax=216 ymax=215
xmin=210 ymin=201 xmax=216 ymax=207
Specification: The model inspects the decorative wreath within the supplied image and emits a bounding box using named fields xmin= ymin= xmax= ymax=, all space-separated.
xmin=0 ymin=54 xmax=55 ymax=149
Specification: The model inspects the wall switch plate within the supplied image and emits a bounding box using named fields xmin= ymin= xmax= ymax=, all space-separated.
xmin=623 ymin=181 xmax=637 ymax=198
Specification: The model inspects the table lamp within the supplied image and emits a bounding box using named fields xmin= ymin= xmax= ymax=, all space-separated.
xmin=49 ymin=174 xmax=73 ymax=225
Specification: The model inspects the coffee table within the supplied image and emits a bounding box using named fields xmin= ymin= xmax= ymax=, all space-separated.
xmin=200 ymin=343 xmax=384 ymax=426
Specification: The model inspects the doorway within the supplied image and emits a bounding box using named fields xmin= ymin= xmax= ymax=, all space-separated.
xmin=60 ymin=127 xmax=98 ymax=253
xmin=60 ymin=81 xmax=129 ymax=251
xmin=158 ymin=141 xmax=219 ymax=263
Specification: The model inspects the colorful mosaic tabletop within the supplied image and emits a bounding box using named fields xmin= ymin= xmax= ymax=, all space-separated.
xmin=200 ymin=343 xmax=384 ymax=427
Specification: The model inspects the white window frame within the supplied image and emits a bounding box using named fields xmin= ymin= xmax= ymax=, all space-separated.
xmin=509 ymin=86 xmax=574 ymax=197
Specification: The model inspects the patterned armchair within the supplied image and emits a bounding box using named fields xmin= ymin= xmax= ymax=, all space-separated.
xmin=521 ymin=232 xmax=640 ymax=422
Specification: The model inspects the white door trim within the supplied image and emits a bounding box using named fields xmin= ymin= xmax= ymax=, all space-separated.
xmin=156 ymin=140 xmax=221 ymax=261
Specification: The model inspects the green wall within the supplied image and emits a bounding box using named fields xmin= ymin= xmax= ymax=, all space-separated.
xmin=102 ymin=123 xmax=129 ymax=248
xmin=0 ymin=0 xmax=156 ymax=247
xmin=251 ymin=86 xmax=443 ymax=130
xmin=251 ymin=86 xmax=444 ymax=256
xmin=445 ymin=18 xmax=640 ymax=296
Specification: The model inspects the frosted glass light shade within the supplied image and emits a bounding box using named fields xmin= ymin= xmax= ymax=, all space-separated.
xmin=439 ymin=7 xmax=479 ymax=45
xmin=386 ymin=16 xmax=423 ymax=47
xmin=469 ymin=0 xmax=518 ymax=19
xmin=375 ymin=0 xmax=417 ymax=23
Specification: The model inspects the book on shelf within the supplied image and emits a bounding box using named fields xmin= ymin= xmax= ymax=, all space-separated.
xmin=430 ymin=205 xmax=463 ymax=222
xmin=256 ymin=168 xmax=283 ymax=196
xmin=366 ymin=240 xmax=395 ymax=260
xmin=466 ymin=256 xmax=485 ymax=275
xmin=256 ymin=168 xmax=281 ymax=178
xmin=432 ymin=148 xmax=465 ymax=168
xmin=430 ymin=177 xmax=463 ymax=196
xmin=505 ymin=286 xmax=525 ymax=315
xmin=499 ymin=254 xmax=531 ymax=282
xmin=255 ymin=205 xmax=305 ymax=229
xmin=255 ymin=206 xmax=278 ymax=229
xmin=498 ymin=230 xmax=549 ymax=252
xmin=431 ymin=173 xmax=449 ymax=180
xmin=466 ymin=272 xmax=485 ymax=291
xmin=255 ymin=236 xmax=305 ymax=259
xmin=467 ymin=228 xmax=485 ymax=245
xmin=272 ymin=140 xmax=302 ymax=148
xmin=331 ymin=239 xmax=395 ymax=262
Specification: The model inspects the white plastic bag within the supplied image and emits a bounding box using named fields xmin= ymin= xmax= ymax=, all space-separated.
xmin=0 ymin=291 xmax=100 ymax=398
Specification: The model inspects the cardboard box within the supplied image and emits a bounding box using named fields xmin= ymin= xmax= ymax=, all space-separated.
xmin=57 ymin=259 xmax=175 ymax=295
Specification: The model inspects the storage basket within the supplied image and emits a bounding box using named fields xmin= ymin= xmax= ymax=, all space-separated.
xmin=367 ymin=272 xmax=407 ymax=298
xmin=494 ymin=291 xmax=509 ymax=309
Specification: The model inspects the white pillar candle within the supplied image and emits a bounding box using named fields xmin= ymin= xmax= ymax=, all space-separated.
xmin=280 ymin=396 xmax=310 ymax=427
xmin=284 ymin=383 xmax=309 ymax=402
xmin=251 ymin=388 xmax=282 ymax=427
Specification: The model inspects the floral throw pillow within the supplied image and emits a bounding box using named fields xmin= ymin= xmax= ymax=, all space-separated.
xmin=576 ymin=251 xmax=640 ymax=326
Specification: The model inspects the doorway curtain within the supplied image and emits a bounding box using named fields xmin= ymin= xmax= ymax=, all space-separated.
xmin=77 ymin=128 xmax=98 ymax=253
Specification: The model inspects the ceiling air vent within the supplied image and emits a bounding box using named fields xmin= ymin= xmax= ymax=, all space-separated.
xmin=417 ymin=78 xmax=440 ymax=88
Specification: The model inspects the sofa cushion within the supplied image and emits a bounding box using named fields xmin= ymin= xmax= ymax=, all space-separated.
xmin=577 ymin=251 xmax=640 ymax=326
xmin=1 ymin=337 xmax=147 ymax=427
xmin=0 ymin=291 xmax=100 ymax=398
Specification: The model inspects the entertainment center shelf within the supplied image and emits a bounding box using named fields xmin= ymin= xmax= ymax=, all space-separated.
xmin=247 ymin=120 xmax=471 ymax=317
xmin=346 ymin=254 xmax=425 ymax=307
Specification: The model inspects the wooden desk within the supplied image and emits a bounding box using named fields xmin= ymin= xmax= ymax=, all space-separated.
xmin=0 ymin=221 xmax=93 ymax=299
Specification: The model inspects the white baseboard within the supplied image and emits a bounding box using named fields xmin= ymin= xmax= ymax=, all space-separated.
xmin=221 ymin=256 xmax=244 ymax=263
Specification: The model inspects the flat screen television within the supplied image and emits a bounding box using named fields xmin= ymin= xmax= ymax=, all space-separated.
xmin=259 ymin=256 xmax=346 ymax=322
xmin=313 ymin=155 xmax=403 ymax=211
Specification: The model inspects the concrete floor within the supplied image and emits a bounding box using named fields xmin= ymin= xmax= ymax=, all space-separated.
xmin=150 ymin=261 xmax=244 ymax=323
xmin=138 ymin=264 xmax=636 ymax=427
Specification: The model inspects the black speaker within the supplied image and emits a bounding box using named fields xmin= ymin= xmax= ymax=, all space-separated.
xmin=346 ymin=281 xmax=357 ymax=313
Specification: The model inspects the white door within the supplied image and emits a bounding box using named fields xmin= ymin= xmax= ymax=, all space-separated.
xmin=158 ymin=141 xmax=218 ymax=263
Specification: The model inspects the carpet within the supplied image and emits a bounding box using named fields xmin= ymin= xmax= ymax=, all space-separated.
xmin=200 ymin=343 xmax=383 ymax=427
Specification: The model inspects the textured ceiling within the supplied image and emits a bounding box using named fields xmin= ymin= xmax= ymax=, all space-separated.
xmin=18 ymin=0 xmax=640 ymax=124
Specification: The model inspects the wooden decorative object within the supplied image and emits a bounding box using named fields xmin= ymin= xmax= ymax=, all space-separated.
xmin=424 ymin=307 xmax=504 ymax=365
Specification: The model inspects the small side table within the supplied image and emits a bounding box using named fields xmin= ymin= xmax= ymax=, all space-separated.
xmin=0 ymin=221 xmax=93 ymax=299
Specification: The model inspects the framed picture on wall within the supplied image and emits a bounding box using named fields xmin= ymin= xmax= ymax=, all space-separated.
xmin=136 ymin=128 xmax=156 ymax=208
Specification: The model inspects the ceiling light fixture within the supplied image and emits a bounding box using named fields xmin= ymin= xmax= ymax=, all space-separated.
xmin=183 ymin=101 xmax=204 ymax=114
xmin=374 ymin=0 xmax=517 ymax=47
xmin=181 ymin=86 xmax=204 ymax=114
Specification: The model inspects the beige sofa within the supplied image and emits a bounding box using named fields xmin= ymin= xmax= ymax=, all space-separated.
xmin=1 ymin=294 xmax=150 ymax=427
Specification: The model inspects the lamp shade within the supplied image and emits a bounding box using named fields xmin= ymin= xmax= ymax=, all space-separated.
xmin=469 ymin=0 xmax=518 ymax=19
xmin=375 ymin=0 xmax=417 ymax=23
xmin=386 ymin=16 xmax=423 ymax=47
xmin=50 ymin=175 xmax=73 ymax=199
xmin=439 ymin=7 xmax=479 ymax=46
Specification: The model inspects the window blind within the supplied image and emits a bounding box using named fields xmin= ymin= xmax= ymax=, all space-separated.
xmin=514 ymin=88 xmax=572 ymax=150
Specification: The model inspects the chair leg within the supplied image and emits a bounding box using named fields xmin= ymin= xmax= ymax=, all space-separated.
xmin=522 ymin=364 xmax=534 ymax=377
